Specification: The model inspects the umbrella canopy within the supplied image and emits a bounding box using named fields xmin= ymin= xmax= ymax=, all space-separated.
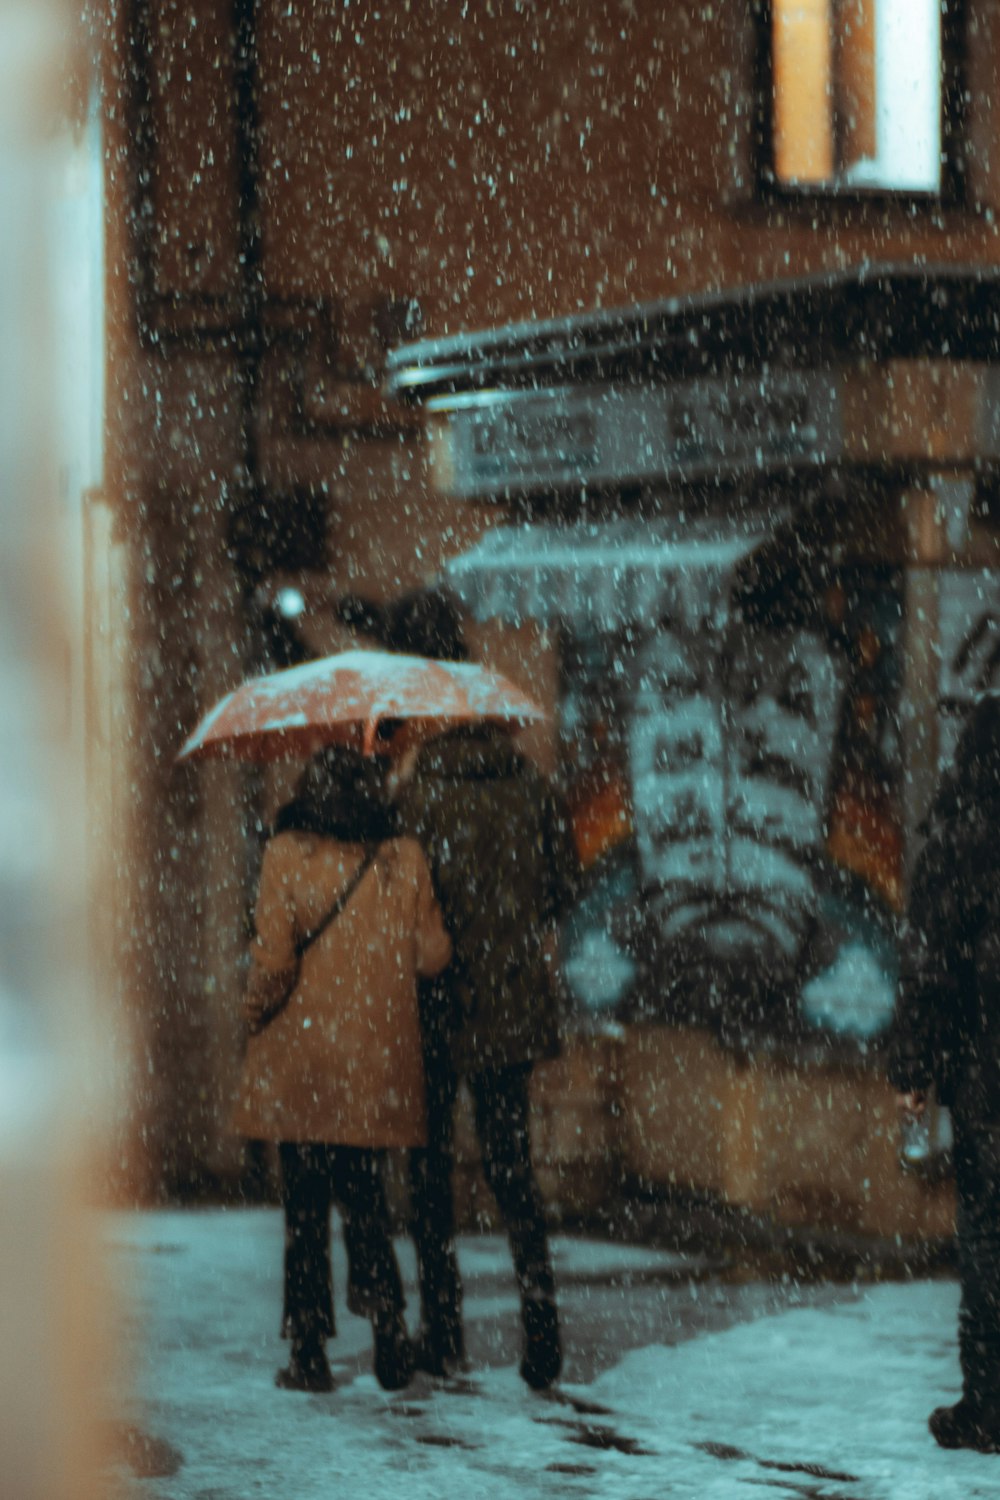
xmin=176 ymin=649 xmax=546 ymax=764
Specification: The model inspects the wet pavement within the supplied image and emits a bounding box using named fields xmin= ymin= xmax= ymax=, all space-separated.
xmin=99 ymin=1209 xmax=995 ymax=1500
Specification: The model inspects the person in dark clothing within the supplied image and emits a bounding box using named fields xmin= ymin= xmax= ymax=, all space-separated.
xmin=396 ymin=720 xmax=578 ymax=1389
xmin=888 ymin=694 xmax=1000 ymax=1453
xmin=380 ymin=585 xmax=579 ymax=1389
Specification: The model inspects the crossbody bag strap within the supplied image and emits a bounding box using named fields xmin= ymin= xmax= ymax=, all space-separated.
xmin=294 ymin=843 xmax=379 ymax=960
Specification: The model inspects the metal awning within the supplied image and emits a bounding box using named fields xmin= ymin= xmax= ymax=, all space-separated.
xmin=386 ymin=263 xmax=1000 ymax=403
xmin=439 ymin=518 xmax=772 ymax=632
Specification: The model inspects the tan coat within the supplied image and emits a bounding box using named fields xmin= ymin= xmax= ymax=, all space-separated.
xmin=230 ymin=832 xmax=451 ymax=1147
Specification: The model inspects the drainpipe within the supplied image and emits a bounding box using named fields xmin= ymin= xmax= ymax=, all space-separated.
xmin=232 ymin=0 xmax=263 ymax=503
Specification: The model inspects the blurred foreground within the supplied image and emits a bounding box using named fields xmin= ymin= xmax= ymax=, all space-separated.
xmin=103 ymin=1210 xmax=988 ymax=1500
xmin=0 ymin=2 xmax=109 ymax=1497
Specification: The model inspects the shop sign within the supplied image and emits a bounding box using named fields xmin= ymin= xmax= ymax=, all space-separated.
xmin=438 ymin=372 xmax=843 ymax=497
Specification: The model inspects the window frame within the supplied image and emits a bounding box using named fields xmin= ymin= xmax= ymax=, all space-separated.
xmin=751 ymin=0 xmax=969 ymax=209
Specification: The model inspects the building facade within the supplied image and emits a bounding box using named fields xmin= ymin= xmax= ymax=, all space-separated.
xmin=97 ymin=1 xmax=1000 ymax=1241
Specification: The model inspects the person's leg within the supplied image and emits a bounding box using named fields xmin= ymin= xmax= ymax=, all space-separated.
xmin=471 ymin=1063 xmax=560 ymax=1389
xmin=330 ymin=1146 xmax=413 ymax=1391
xmin=931 ymin=1119 xmax=1000 ymax=1450
xmin=276 ymin=1142 xmax=335 ymax=1391
xmin=959 ymin=1126 xmax=1000 ymax=1408
xmin=409 ymin=977 xmax=465 ymax=1372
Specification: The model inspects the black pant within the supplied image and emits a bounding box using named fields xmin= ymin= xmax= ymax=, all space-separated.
xmin=409 ymin=1003 xmax=555 ymax=1346
xmin=278 ymin=1142 xmax=405 ymax=1344
xmin=953 ymin=1118 xmax=1000 ymax=1405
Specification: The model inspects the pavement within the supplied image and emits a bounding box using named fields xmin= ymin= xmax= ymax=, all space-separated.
xmin=99 ymin=1208 xmax=1000 ymax=1500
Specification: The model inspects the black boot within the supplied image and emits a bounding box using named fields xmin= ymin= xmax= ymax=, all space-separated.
xmin=413 ymin=1319 xmax=467 ymax=1379
xmin=275 ymin=1335 xmax=334 ymax=1393
xmin=373 ymin=1309 xmax=415 ymax=1392
xmin=520 ymin=1295 xmax=561 ymax=1391
xmin=930 ymin=1398 xmax=1000 ymax=1452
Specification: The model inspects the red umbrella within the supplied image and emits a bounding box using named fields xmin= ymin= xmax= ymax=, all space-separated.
xmin=176 ymin=648 xmax=546 ymax=763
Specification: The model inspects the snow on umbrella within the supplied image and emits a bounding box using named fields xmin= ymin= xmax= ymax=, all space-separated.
xmin=176 ymin=648 xmax=546 ymax=763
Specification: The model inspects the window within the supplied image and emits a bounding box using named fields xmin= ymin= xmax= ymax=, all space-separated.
xmin=765 ymin=0 xmax=948 ymax=195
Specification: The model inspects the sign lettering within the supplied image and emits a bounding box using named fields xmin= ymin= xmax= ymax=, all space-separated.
xmin=439 ymin=373 xmax=841 ymax=498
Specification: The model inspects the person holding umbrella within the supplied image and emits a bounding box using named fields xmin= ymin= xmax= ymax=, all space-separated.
xmin=178 ymin=637 xmax=550 ymax=1391
xmin=380 ymin=588 xmax=580 ymax=1391
xmin=230 ymin=745 xmax=452 ymax=1393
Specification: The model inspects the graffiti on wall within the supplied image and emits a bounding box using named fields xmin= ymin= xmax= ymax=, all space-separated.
xmin=559 ymin=564 xmax=905 ymax=1045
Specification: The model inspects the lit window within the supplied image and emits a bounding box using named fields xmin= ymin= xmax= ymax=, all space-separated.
xmin=769 ymin=0 xmax=943 ymax=193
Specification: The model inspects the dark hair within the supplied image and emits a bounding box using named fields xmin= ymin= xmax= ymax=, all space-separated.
xmin=335 ymin=586 xmax=468 ymax=663
xmin=335 ymin=594 xmax=390 ymax=642
xmin=386 ymin=587 xmax=468 ymax=662
xmin=274 ymin=745 xmax=395 ymax=842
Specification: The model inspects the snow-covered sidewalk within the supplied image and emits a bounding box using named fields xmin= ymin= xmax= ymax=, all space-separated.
xmin=103 ymin=1209 xmax=1000 ymax=1500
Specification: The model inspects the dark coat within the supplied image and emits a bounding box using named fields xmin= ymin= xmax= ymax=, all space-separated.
xmin=395 ymin=725 xmax=579 ymax=1073
xmin=888 ymin=698 xmax=1000 ymax=1122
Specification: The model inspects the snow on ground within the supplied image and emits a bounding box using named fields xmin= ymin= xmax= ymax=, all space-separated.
xmin=102 ymin=1209 xmax=1000 ymax=1500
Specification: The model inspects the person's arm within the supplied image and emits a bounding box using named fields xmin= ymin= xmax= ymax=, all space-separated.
xmin=412 ymin=843 xmax=453 ymax=978
xmin=244 ymin=839 xmax=299 ymax=1034
xmin=395 ymin=776 xmax=429 ymax=850
xmin=396 ymin=776 xmax=450 ymax=913
xmin=887 ymin=822 xmax=964 ymax=1101
xmin=543 ymin=784 xmax=584 ymax=923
